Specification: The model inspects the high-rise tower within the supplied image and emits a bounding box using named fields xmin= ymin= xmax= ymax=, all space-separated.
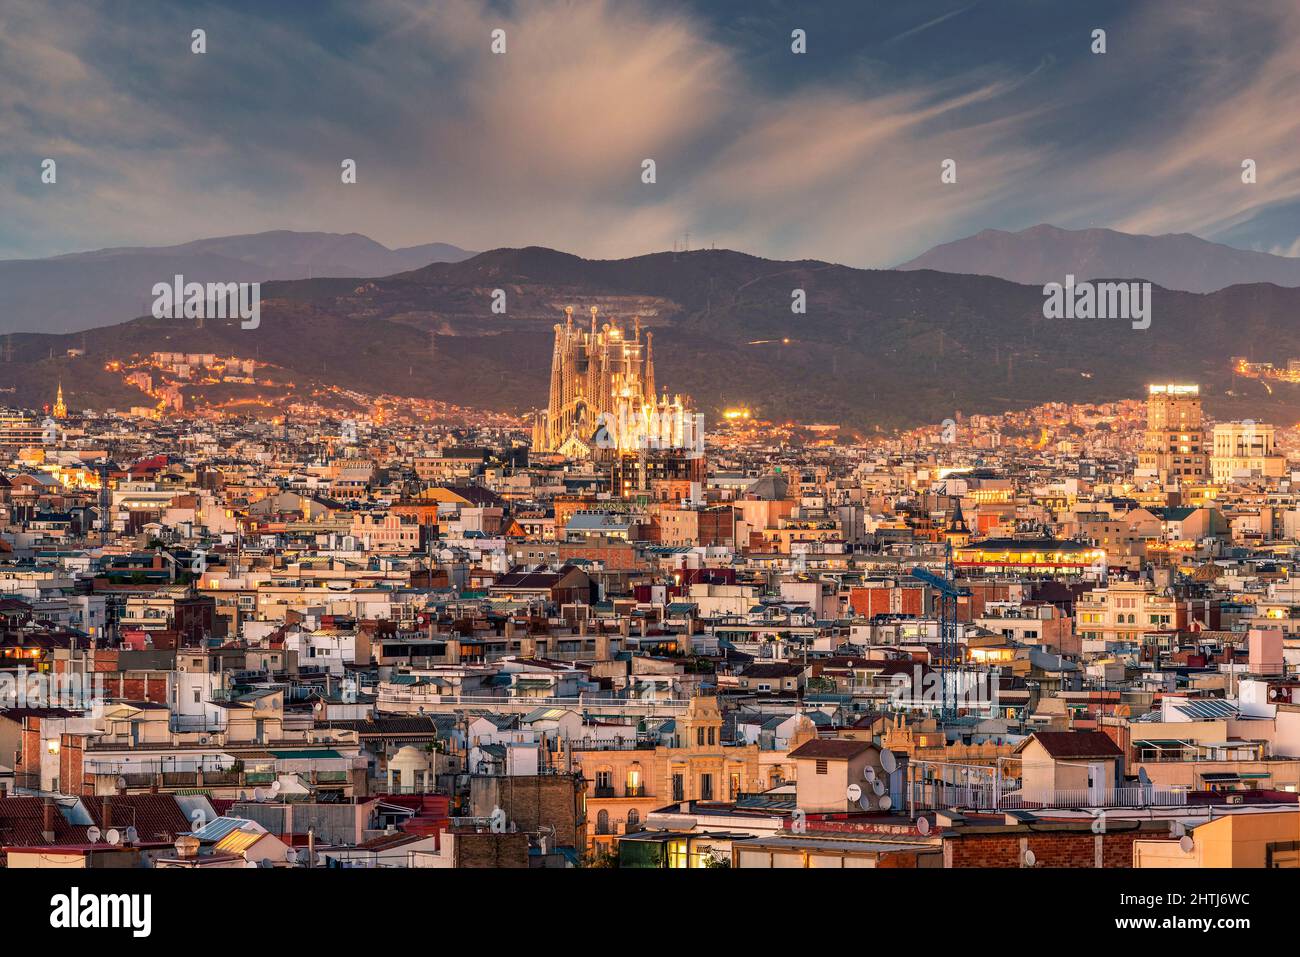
xmin=1138 ymin=384 xmax=1206 ymax=483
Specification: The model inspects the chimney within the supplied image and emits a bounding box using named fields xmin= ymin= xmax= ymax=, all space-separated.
xmin=174 ymin=834 xmax=200 ymax=859
xmin=102 ymin=794 xmax=112 ymax=829
xmin=42 ymin=798 xmax=56 ymax=842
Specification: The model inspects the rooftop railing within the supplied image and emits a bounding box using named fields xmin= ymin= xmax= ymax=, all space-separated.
xmin=910 ymin=781 xmax=1189 ymax=811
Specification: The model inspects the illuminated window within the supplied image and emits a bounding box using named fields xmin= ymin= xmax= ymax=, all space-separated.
xmin=668 ymin=839 xmax=689 ymax=868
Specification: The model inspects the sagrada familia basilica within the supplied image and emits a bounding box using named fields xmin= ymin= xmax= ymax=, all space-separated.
xmin=532 ymin=306 xmax=699 ymax=459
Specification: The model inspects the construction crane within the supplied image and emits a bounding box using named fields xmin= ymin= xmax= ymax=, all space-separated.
xmin=910 ymin=545 xmax=969 ymax=720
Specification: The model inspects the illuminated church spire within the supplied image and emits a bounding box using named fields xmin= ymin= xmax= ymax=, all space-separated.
xmin=53 ymin=382 xmax=67 ymax=419
xmin=644 ymin=332 xmax=655 ymax=401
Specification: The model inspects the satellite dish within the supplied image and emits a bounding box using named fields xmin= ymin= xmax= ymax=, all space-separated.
xmin=105 ymin=829 xmax=121 ymax=846
xmin=270 ymin=780 xmax=282 ymax=794
xmin=125 ymin=826 xmax=139 ymax=844
xmin=858 ymin=796 xmax=873 ymax=812
xmin=314 ymin=701 xmax=324 ymax=712
xmin=878 ymin=795 xmax=893 ymax=811
xmin=1023 ymin=848 xmax=1036 ymax=867
xmin=1179 ymin=836 xmax=1194 ymax=854
xmin=259 ymin=858 xmax=273 ymax=869
xmin=285 ymin=848 xmax=299 ymax=864
xmin=1138 ymin=767 xmax=1151 ymax=787
xmin=86 ymin=826 xmax=102 ymax=843
xmin=863 ymin=767 xmax=876 ymax=782
xmin=846 ymin=784 xmax=863 ymax=802
xmin=115 ymin=776 xmax=127 ymax=790
xmin=880 ymin=750 xmax=898 ymax=774
xmin=872 ymin=779 xmax=886 ymax=796
xmin=915 ymin=817 xmax=931 ymax=836
xmin=253 ymin=788 xmax=265 ymax=802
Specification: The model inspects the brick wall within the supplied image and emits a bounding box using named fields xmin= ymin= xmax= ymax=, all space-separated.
xmin=18 ymin=719 xmax=41 ymax=785
xmin=455 ymin=831 xmax=529 ymax=868
xmin=945 ymin=830 xmax=1143 ymax=868
xmin=58 ymin=733 xmax=86 ymax=795
xmin=470 ymin=773 xmax=587 ymax=848
xmin=849 ymin=585 xmax=924 ymax=618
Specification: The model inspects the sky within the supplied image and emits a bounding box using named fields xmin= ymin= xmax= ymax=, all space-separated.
xmin=2 ymin=0 xmax=1299 ymax=265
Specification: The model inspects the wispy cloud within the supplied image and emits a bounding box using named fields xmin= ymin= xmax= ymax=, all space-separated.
xmin=885 ymin=4 xmax=978 ymax=45
xmin=0 ymin=0 xmax=1297 ymax=267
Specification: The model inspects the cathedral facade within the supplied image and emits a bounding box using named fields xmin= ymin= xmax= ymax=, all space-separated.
xmin=533 ymin=306 xmax=698 ymax=459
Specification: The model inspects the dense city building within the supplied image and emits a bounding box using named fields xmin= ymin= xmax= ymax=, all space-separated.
xmin=1 ymin=369 xmax=1298 ymax=878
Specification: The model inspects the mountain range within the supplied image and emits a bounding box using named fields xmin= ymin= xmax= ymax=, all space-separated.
xmin=6 ymin=237 xmax=1300 ymax=432
xmin=897 ymin=224 xmax=1300 ymax=294
xmin=0 ymin=231 xmax=475 ymax=335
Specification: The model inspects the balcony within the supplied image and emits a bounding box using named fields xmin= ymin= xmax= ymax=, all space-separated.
xmin=910 ymin=780 xmax=1189 ymax=811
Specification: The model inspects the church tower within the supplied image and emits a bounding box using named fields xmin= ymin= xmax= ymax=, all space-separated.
xmin=944 ymin=500 xmax=971 ymax=549
xmin=53 ymin=382 xmax=67 ymax=419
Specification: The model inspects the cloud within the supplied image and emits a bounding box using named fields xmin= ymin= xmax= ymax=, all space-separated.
xmin=1 ymin=0 xmax=1298 ymax=267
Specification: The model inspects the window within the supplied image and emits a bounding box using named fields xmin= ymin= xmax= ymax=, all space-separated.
xmin=1266 ymin=841 xmax=1299 ymax=868
xmin=667 ymin=839 xmax=689 ymax=869
xmin=707 ymin=727 xmax=716 ymax=746
xmin=697 ymin=728 xmax=705 ymax=746
xmin=672 ymin=773 xmax=684 ymax=801
xmin=700 ymin=774 xmax=713 ymax=800
xmin=816 ymin=759 xmax=828 ymax=775
xmin=730 ymin=772 xmax=741 ymax=799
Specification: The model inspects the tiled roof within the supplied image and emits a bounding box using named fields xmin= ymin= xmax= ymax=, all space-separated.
xmin=0 ymin=798 xmax=88 ymax=848
xmin=788 ymin=738 xmax=876 ymax=760
xmin=84 ymin=794 xmax=192 ymax=843
xmin=1023 ymin=731 xmax=1123 ymax=759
